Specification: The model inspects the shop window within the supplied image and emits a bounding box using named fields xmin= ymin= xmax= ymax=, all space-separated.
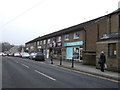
xmin=47 ymin=39 xmax=50 ymax=44
xmin=108 ymin=43 xmax=116 ymax=58
xmin=65 ymin=34 xmax=69 ymax=41
xmin=43 ymin=40 xmax=46 ymax=44
xmin=57 ymin=36 xmax=61 ymax=42
xmin=74 ymin=32 xmax=79 ymax=39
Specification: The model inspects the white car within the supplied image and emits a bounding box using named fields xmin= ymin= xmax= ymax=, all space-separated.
xmin=0 ymin=52 xmax=3 ymax=56
xmin=21 ymin=52 xmax=30 ymax=58
xmin=29 ymin=53 xmax=37 ymax=60
xmin=14 ymin=53 xmax=20 ymax=57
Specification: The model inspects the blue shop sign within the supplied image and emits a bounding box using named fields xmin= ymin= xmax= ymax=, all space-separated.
xmin=64 ymin=41 xmax=83 ymax=46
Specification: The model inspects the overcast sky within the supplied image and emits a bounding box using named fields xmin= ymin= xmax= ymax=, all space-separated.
xmin=0 ymin=0 xmax=119 ymax=45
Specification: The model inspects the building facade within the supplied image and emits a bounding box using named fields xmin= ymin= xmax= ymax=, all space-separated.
xmin=25 ymin=8 xmax=120 ymax=72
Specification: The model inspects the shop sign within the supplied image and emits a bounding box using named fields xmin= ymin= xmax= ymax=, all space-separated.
xmin=57 ymin=42 xmax=62 ymax=47
xmin=64 ymin=41 xmax=83 ymax=46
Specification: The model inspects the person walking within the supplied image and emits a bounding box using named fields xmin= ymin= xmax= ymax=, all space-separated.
xmin=99 ymin=51 xmax=106 ymax=72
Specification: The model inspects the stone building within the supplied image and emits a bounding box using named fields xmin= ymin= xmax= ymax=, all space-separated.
xmin=25 ymin=8 xmax=120 ymax=72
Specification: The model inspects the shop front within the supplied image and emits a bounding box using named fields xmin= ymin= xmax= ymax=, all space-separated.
xmin=64 ymin=41 xmax=84 ymax=61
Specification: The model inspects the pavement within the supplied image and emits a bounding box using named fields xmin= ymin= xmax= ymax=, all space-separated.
xmin=45 ymin=58 xmax=119 ymax=81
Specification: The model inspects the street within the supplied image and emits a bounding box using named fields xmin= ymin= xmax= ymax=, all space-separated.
xmin=2 ymin=57 xmax=119 ymax=88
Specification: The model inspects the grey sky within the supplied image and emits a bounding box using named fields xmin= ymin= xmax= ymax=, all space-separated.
xmin=0 ymin=0 xmax=119 ymax=45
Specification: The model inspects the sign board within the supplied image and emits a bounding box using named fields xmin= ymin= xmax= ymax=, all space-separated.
xmin=57 ymin=42 xmax=62 ymax=47
xmin=64 ymin=41 xmax=83 ymax=46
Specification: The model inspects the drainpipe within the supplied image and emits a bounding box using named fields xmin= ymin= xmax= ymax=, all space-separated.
xmin=83 ymin=28 xmax=87 ymax=51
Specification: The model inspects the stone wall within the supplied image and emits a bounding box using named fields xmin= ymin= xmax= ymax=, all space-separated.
xmin=82 ymin=51 xmax=96 ymax=66
xmin=96 ymin=40 xmax=119 ymax=72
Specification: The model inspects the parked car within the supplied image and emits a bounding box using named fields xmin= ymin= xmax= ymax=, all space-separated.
xmin=29 ymin=53 xmax=37 ymax=60
xmin=14 ymin=52 xmax=20 ymax=57
xmin=21 ymin=52 xmax=30 ymax=58
xmin=0 ymin=52 xmax=3 ymax=56
xmin=35 ymin=52 xmax=45 ymax=61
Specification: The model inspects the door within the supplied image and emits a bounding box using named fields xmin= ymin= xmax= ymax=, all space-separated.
xmin=66 ymin=47 xmax=73 ymax=59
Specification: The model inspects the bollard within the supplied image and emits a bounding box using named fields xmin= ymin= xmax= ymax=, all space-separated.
xmin=72 ymin=57 xmax=74 ymax=68
xmin=60 ymin=55 xmax=62 ymax=65
xmin=51 ymin=56 xmax=53 ymax=64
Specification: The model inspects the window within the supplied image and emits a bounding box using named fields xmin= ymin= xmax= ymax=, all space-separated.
xmin=47 ymin=39 xmax=50 ymax=44
xmin=37 ymin=41 xmax=39 ymax=45
xmin=40 ymin=41 xmax=42 ymax=45
xmin=108 ymin=43 xmax=116 ymax=58
xmin=74 ymin=32 xmax=79 ymax=39
xmin=57 ymin=36 xmax=61 ymax=42
xmin=65 ymin=34 xmax=69 ymax=41
xmin=43 ymin=40 xmax=46 ymax=44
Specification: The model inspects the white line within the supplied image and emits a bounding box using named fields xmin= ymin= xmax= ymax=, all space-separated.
xmin=34 ymin=70 xmax=56 ymax=81
xmin=21 ymin=64 xmax=29 ymax=68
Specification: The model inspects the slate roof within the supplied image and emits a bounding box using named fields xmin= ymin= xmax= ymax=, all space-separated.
xmin=25 ymin=8 xmax=120 ymax=44
xmin=98 ymin=32 xmax=120 ymax=41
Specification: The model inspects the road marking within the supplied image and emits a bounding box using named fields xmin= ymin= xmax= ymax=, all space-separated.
xmin=48 ymin=64 xmax=118 ymax=83
xmin=34 ymin=70 xmax=56 ymax=81
xmin=21 ymin=64 xmax=29 ymax=68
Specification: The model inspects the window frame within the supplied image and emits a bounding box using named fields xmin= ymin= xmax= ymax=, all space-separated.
xmin=74 ymin=32 xmax=79 ymax=39
xmin=43 ymin=40 xmax=46 ymax=44
xmin=47 ymin=39 xmax=50 ymax=44
xmin=108 ymin=43 xmax=117 ymax=58
xmin=57 ymin=36 xmax=61 ymax=42
xmin=64 ymin=34 xmax=69 ymax=41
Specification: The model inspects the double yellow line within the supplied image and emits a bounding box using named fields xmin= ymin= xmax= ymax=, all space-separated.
xmin=49 ymin=64 xmax=119 ymax=83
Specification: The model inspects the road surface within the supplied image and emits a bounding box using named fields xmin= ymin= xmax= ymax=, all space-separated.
xmin=2 ymin=57 xmax=119 ymax=88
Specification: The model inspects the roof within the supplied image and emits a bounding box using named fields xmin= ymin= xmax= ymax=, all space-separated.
xmin=98 ymin=32 xmax=120 ymax=42
xmin=25 ymin=8 xmax=120 ymax=44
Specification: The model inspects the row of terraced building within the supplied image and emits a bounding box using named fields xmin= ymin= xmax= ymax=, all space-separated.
xmin=25 ymin=8 xmax=120 ymax=72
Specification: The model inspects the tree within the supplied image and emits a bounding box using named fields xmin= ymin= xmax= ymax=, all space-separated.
xmin=1 ymin=42 xmax=14 ymax=52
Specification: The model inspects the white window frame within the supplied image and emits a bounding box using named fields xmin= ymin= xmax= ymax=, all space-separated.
xmin=47 ymin=39 xmax=50 ymax=44
xmin=37 ymin=41 xmax=39 ymax=45
xmin=57 ymin=36 xmax=61 ymax=42
xmin=65 ymin=34 xmax=69 ymax=41
xmin=74 ymin=32 xmax=79 ymax=39
xmin=40 ymin=41 xmax=42 ymax=45
xmin=43 ymin=40 xmax=46 ymax=44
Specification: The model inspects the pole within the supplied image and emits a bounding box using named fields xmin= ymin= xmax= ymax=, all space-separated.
xmin=60 ymin=54 xmax=62 ymax=65
xmin=72 ymin=56 xmax=74 ymax=68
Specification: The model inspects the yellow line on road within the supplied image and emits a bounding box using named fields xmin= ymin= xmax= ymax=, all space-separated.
xmin=48 ymin=63 xmax=118 ymax=83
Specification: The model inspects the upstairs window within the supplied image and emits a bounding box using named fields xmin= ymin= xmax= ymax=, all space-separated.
xmin=65 ymin=34 xmax=69 ymax=41
xmin=37 ymin=41 xmax=40 ymax=45
xmin=74 ymin=32 xmax=79 ymax=39
xmin=40 ymin=41 xmax=42 ymax=45
xmin=43 ymin=40 xmax=46 ymax=44
xmin=47 ymin=39 xmax=50 ymax=44
xmin=57 ymin=36 xmax=61 ymax=42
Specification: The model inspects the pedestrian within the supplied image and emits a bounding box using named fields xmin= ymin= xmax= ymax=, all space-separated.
xmin=98 ymin=51 xmax=106 ymax=72
xmin=50 ymin=52 xmax=53 ymax=64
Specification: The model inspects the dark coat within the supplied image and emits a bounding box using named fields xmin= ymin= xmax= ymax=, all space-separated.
xmin=99 ymin=53 xmax=106 ymax=64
